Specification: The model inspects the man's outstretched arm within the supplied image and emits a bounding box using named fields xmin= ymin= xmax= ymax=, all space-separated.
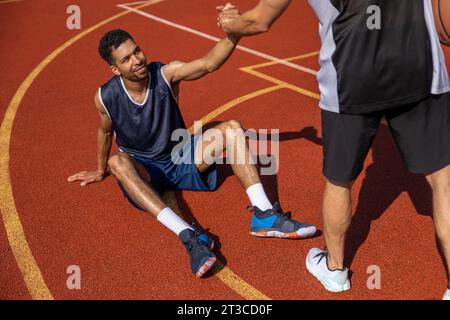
xmin=162 ymin=33 xmax=240 ymax=92
xmin=217 ymin=0 xmax=291 ymax=36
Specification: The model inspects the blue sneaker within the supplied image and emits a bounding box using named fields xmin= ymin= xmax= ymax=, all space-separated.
xmin=249 ymin=202 xmax=317 ymax=239
xmin=179 ymin=227 xmax=216 ymax=277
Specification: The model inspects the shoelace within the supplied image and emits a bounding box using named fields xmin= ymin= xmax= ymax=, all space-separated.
xmin=184 ymin=224 xmax=209 ymax=252
xmin=247 ymin=203 xmax=293 ymax=219
xmin=313 ymin=251 xmax=328 ymax=265
xmin=185 ymin=238 xmax=203 ymax=251
xmin=276 ymin=209 xmax=293 ymax=221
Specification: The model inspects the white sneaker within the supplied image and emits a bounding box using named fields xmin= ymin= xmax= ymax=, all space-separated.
xmin=306 ymin=248 xmax=351 ymax=293
xmin=443 ymin=289 xmax=450 ymax=300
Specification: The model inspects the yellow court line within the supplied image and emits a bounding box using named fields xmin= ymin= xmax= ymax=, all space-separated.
xmin=1 ymin=0 xmax=273 ymax=301
xmin=241 ymin=67 xmax=320 ymax=101
xmin=240 ymin=50 xmax=321 ymax=101
xmin=188 ymin=85 xmax=284 ymax=135
xmin=181 ymin=51 xmax=322 ymax=298
xmin=211 ymin=260 xmax=271 ymax=300
xmin=164 ymin=188 xmax=272 ymax=300
xmin=247 ymin=51 xmax=320 ymax=70
xmin=179 ymin=52 xmax=322 ymax=299
xmin=0 ymin=0 xmax=166 ymax=300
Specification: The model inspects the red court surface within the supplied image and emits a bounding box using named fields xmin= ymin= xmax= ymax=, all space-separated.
xmin=1 ymin=0 xmax=450 ymax=300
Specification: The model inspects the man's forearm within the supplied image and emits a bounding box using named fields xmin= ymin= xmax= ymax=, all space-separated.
xmin=221 ymin=0 xmax=291 ymax=36
xmin=224 ymin=9 xmax=269 ymax=36
xmin=204 ymin=35 xmax=240 ymax=72
xmin=96 ymin=127 xmax=112 ymax=173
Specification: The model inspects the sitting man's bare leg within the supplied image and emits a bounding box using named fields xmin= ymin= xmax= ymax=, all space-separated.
xmin=108 ymin=152 xmax=216 ymax=277
xmin=195 ymin=120 xmax=317 ymax=239
xmin=108 ymin=152 xmax=165 ymax=216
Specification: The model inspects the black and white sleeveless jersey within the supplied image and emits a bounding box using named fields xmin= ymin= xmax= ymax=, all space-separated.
xmin=98 ymin=61 xmax=186 ymax=160
xmin=308 ymin=0 xmax=450 ymax=114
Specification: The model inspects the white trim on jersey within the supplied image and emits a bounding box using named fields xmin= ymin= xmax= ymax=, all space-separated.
xmin=160 ymin=65 xmax=179 ymax=102
xmin=423 ymin=0 xmax=450 ymax=94
xmin=308 ymin=0 xmax=340 ymax=113
xmin=98 ymin=87 xmax=112 ymax=119
xmin=308 ymin=0 xmax=450 ymax=113
xmin=119 ymin=75 xmax=151 ymax=106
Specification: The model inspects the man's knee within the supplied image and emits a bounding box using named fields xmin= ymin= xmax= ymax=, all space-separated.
xmin=108 ymin=153 xmax=131 ymax=176
xmin=425 ymin=164 xmax=450 ymax=193
xmin=224 ymin=120 xmax=244 ymax=140
xmin=226 ymin=119 xmax=242 ymax=130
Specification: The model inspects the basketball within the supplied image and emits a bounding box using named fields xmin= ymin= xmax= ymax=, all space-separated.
xmin=432 ymin=0 xmax=450 ymax=46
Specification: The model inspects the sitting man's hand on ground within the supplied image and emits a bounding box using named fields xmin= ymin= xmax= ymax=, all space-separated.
xmin=67 ymin=169 xmax=107 ymax=186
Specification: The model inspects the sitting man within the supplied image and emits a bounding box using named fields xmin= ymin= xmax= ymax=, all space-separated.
xmin=68 ymin=26 xmax=316 ymax=277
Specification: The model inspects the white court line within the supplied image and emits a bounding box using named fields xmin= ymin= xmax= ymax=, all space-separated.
xmin=117 ymin=3 xmax=318 ymax=76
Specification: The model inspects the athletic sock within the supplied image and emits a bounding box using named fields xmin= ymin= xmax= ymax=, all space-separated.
xmin=246 ymin=183 xmax=273 ymax=211
xmin=156 ymin=207 xmax=193 ymax=236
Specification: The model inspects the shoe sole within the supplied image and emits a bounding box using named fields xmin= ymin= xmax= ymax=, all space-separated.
xmin=195 ymin=256 xmax=217 ymax=278
xmin=305 ymin=257 xmax=351 ymax=293
xmin=250 ymin=226 xmax=317 ymax=239
xmin=193 ymin=239 xmax=215 ymax=278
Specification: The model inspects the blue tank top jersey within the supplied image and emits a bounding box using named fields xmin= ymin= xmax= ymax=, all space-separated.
xmin=98 ymin=61 xmax=187 ymax=160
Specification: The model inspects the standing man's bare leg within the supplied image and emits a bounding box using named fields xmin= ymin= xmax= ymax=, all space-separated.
xmin=305 ymin=178 xmax=352 ymax=292
xmin=425 ymin=164 xmax=450 ymax=293
xmin=322 ymin=180 xmax=353 ymax=270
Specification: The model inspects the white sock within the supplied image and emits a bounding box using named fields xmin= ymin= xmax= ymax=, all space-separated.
xmin=246 ymin=183 xmax=273 ymax=211
xmin=156 ymin=207 xmax=193 ymax=236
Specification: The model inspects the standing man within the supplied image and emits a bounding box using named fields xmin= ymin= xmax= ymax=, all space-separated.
xmin=217 ymin=0 xmax=450 ymax=299
xmin=68 ymin=25 xmax=316 ymax=278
